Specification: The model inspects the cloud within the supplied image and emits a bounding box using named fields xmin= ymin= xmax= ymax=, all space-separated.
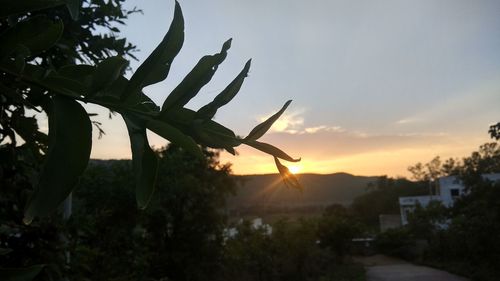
xmin=259 ymin=110 xmax=305 ymax=134
xmin=225 ymin=125 xmax=487 ymax=177
xmin=304 ymin=125 xmax=345 ymax=134
xmin=395 ymin=117 xmax=421 ymax=125
xmin=258 ymin=109 xmax=346 ymax=135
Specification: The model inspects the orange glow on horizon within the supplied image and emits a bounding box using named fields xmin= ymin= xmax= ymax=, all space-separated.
xmin=219 ymin=137 xmax=488 ymax=177
xmin=288 ymin=165 xmax=301 ymax=174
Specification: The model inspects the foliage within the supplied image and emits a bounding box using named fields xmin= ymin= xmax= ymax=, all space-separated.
xmin=377 ymin=141 xmax=500 ymax=280
xmin=406 ymin=201 xmax=448 ymax=241
xmin=407 ymin=156 xmax=446 ymax=181
xmin=317 ymin=204 xmax=363 ymax=262
xmin=1 ymin=1 xmax=141 ymax=279
xmin=66 ymin=145 xmax=236 ymax=281
xmin=489 ymin=122 xmax=500 ymax=140
xmin=0 ymin=1 xmax=303 ymax=279
xmin=0 ymin=0 xmax=139 ymax=163
xmin=407 ymin=142 xmax=500 ymax=186
xmin=375 ymin=227 xmax=415 ymax=260
xmin=0 ymin=0 xmax=301 ymax=225
xmin=443 ymin=180 xmax=500 ymax=280
xmin=221 ymin=217 xmax=362 ymax=281
xmin=350 ymin=177 xmax=427 ymax=229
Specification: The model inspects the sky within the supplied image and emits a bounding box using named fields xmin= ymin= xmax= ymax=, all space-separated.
xmin=84 ymin=0 xmax=500 ymax=177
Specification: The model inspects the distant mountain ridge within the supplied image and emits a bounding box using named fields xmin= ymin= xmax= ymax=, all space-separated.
xmin=228 ymin=173 xmax=377 ymax=211
xmin=88 ymin=160 xmax=377 ymax=212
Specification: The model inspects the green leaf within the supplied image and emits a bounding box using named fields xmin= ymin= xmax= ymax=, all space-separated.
xmin=0 ymin=0 xmax=65 ymax=17
xmin=244 ymin=139 xmax=300 ymax=162
xmin=192 ymin=120 xmax=241 ymax=154
xmin=0 ymin=264 xmax=45 ymax=281
xmin=125 ymin=1 xmax=184 ymax=99
xmin=57 ymin=64 xmax=94 ymax=93
xmin=57 ymin=65 xmax=94 ymax=80
xmin=146 ymin=119 xmax=203 ymax=160
xmin=274 ymin=157 xmax=302 ymax=190
xmin=66 ymin=0 xmax=82 ymax=20
xmin=159 ymin=107 xmax=240 ymax=153
xmin=123 ymin=115 xmax=159 ymax=209
xmin=161 ymin=107 xmax=196 ymax=127
xmin=41 ymin=75 xmax=86 ymax=98
xmin=0 ymin=16 xmax=63 ymax=59
xmin=92 ymin=76 xmax=159 ymax=113
xmin=11 ymin=110 xmax=39 ymax=143
xmin=196 ymin=59 xmax=251 ymax=120
xmin=24 ymin=96 xmax=92 ymax=224
xmin=91 ymin=56 xmax=128 ymax=94
xmin=244 ymin=100 xmax=292 ymax=141
xmin=160 ymin=38 xmax=232 ymax=113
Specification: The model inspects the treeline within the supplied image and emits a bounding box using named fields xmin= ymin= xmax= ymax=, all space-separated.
xmin=0 ymin=145 xmax=365 ymax=281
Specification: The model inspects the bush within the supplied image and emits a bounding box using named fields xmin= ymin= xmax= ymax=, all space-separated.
xmin=375 ymin=228 xmax=416 ymax=260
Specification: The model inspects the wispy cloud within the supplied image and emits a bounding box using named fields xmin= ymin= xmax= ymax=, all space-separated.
xmin=225 ymin=125 xmax=487 ymax=177
xmin=258 ymin=110 xmax=346 ymax=135
xmin=304 ymin=125 xmax=345 ymax=134
xmin=395 ymin=117 xmax=421 ymax=125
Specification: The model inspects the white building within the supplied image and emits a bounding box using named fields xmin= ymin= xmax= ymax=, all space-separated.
xmin=399 ymin=173 xmax=500 ymax=225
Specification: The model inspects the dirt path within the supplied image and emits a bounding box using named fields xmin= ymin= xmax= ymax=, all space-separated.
xmin=354 ymin=255 xmax=469 ymax=281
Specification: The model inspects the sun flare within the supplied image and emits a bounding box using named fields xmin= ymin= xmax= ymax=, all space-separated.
xmin=288 ymin=165 xmax=301 ymax=174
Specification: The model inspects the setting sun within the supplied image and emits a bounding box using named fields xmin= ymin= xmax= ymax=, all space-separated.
xmin=288 ymin=165 xmax=301 ymax=174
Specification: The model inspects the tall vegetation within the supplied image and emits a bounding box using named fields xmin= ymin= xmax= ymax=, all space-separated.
xmin=2 ymin=144 xmax=364 ymax=281
xmin=350 ymin=177 xmax=427 ymax=229
xmin=67 ymin=145 xmax=236 ymax=280
xmin=1 ymin=0 xmax=300 ymax=224
xmin=1 ymin=1 xmax=301 ymax=279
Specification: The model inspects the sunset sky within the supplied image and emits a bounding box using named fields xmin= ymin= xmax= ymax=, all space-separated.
xmin=84 ymin=0 xmax=500 ymax=177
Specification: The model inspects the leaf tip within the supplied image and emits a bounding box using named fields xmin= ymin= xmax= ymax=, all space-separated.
xmin=244 ymin=59 xmax=252 ymax=72
xmin=223 ymin=38 xmax=232 ymax=51
xmin=174 ymin=0 xmax=182 ymax=10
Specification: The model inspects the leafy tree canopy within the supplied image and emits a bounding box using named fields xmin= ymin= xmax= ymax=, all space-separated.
xmin=0 ymin=0 xmax=301 ymax=225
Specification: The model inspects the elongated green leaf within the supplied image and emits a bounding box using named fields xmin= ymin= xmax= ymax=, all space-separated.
xmin=244 ymin=100 xmax=292 ymax=141
xmin=41 ymin=75 xmax=86 ymax=98
xmin=160 ymin=38 xmax=232 ymax=113
xmin=91 ymin=56 xmax=128 ymax=94
xmin=92 ymin=76 xmax=159 ymax=113
xmin=0 ymin=264 xmax=46 ymax=281
xmin=161 ymin=107 xmax=196 ymax=127
xmin=58 ymin=64 xmax=94 ymax=80
xmin=123 ymin=115 xmax=159 ymax=209
xmin=244 ymin=139 xmax=300 ymax=162
xmin=0 ymin=16 xmax=63 ymax=59
xmin=24 ymin=96 xmax=92 ymax=224
xmin=274 ymin=157 xmax=302 ymax=190
xmin=125 ymin=1 xmax=184 ymax=99
xmin=159 ymin=107 xmax=239 ymax=153
xmin=147 ymin=119 xmax=202 ymax=160
xmin=0 ymin=0 xmax=65 ymax=17
xmin=196 ymin=59 xmax=251 ymax=120
xmin=192 ymin=120 xmax=241 ymax=154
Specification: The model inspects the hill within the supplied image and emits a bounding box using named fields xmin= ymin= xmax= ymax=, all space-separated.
xmin=88 ymin=160 xmax=377 ymax=218
xmin=227 ymin=173 xmax=377 ymax=216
